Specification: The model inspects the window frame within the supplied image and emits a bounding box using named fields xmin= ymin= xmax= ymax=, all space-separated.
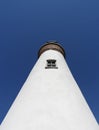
xmin=45 ymin=59 xmax=58 ymax=69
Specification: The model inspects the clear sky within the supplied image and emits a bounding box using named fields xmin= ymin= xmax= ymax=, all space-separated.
xmin=0 ymin=0 xmax=99 ymax=124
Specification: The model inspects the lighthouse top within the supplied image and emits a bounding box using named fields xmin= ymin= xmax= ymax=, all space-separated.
xmin=38 ymin=41 xmax=65 ymax=58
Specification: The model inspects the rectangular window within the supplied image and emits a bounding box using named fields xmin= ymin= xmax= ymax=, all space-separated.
xmin=45 ymin=59 xmax=58 ymax=69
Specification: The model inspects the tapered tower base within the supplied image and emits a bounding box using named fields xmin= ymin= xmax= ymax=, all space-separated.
xmin=1 ymin=41 xmax=99 ymax=130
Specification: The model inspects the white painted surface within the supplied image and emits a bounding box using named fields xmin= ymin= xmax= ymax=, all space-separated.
xmin=1 ymin=50 xmax=99 ymax=130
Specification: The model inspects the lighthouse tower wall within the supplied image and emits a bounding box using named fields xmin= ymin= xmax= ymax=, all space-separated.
xmin=1 ymin=49 xmax=99 ymax=130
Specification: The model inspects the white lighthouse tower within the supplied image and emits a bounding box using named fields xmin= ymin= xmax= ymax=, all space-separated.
xmin=1 ymin=41 xmax=99 ymax=130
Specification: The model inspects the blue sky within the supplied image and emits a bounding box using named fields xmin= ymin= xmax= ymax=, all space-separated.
xmin=0 ymin=0 xmax=99 ymax=124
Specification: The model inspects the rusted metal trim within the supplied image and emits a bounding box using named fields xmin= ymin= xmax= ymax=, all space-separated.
xmin=38 ymin=41 xmax=65 ymax=58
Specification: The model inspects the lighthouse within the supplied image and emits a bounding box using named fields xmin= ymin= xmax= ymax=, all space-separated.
xmin=0 ymin=41 xmax=99 ymax=130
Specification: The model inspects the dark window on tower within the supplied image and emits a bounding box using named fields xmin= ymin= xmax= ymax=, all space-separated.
xmin=45 ymin=59 xmax=58 ymax=69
